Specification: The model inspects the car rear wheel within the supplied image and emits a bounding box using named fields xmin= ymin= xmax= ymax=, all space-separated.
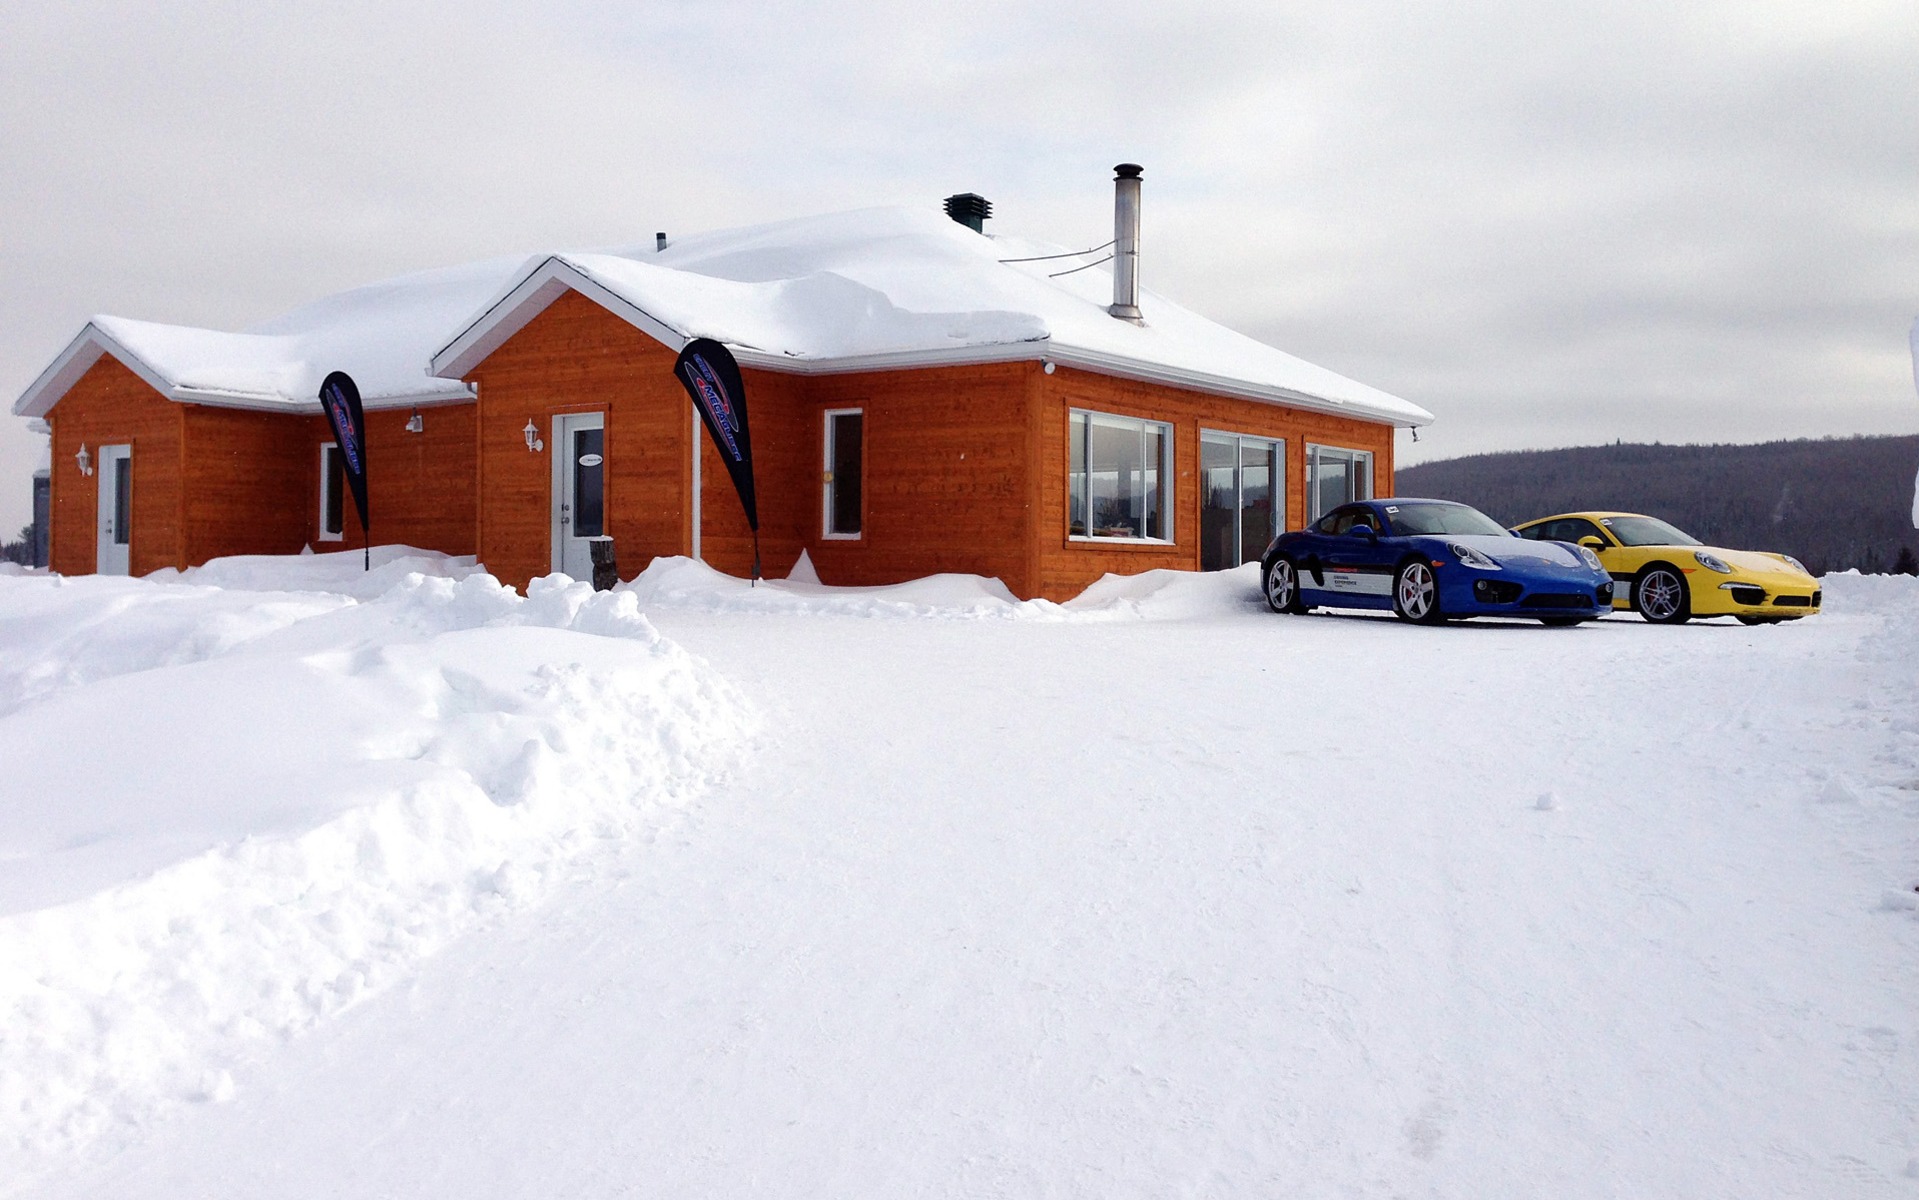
xmin=1393 ymin=560 xmax=1442 ymax=624
xmin=1633 ymin=565 xmax=1690 ymax=624
xmin=1264 ymin=557 xmax=1307 ymax=614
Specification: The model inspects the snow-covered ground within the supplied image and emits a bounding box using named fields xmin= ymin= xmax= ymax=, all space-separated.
xmin=2 ymin=552 xmax=1915 ymax=1197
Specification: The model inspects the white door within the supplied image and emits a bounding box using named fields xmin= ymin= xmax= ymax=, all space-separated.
xmin=551 ymin=413 xmax=606 ymax=579
xmin=96 ymin=443 xmax=132 ymax=575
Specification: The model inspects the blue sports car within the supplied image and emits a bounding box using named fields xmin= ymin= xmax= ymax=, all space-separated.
xmin=1260 ymin=498 xmax=1615 ymax=625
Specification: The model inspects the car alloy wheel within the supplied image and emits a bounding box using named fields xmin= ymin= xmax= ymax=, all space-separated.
xmin=1264 ymin=558 xmax=1302 ymax=614
xmin=1634 ymin=566 xmax=1690 ymax=624
xmin=1393 ymin=560 xmax=1441 ymax=624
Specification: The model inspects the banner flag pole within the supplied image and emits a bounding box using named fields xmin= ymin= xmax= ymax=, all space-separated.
xmin=673 ymin=339 xmax=761 ymax=584
xmin=318 ymin=371 xmax=372 ymax=571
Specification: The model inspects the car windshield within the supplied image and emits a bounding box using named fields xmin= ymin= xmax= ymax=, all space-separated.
xmin=1384 ymin=503 xmax=1510 ymax=537
xmin=1603 ymin=516 xmax=1701 ymax=547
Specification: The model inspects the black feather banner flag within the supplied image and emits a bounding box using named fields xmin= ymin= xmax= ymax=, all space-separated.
xmin=318 ymin=371 xmax=371 ymax=570
xmin=673 ymin=338 xmax=761 ymax=580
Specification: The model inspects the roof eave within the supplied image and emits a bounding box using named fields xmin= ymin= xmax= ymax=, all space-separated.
xmin=12 ymin=323 xmax=179 ymax=419
xmin=428 ymin=260 xmax=1430 ymax=429
xmin=431 ymin=256 xmax=688 ymax=379
xmin=735 ymin=340 xmax=1431 ymax=428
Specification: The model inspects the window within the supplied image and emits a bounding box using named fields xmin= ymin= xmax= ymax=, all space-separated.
xmin=1070 ymin=410 xmax=1172 ymax=541
xmin=1306 ymin=444 xmax=1372 ymax=522
xmin=320 ymin=444 xmax=344 ymax=541
xmin=1315 ymin=505 xmax=1377 ymax=536
xmin=1383 ymin=502 xmax=1507 ymax=537
xmin=823 ymin=409 xmax=863 ymax=538
xmin=1200 ymin=431 xmax=1284 ymax=569
xmin=1524 ymin=517 xmax=1609 ymax=545
xmin=570 ymin=425 xmax=604 ymax=538
xmin=1601 ymin=515 xmax=1700 ymax=548
xmin=112 ymin=455 xmax=131 ymax=546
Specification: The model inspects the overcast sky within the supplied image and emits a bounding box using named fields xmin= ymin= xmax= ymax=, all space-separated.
xmin=3 ymin=0 xmax=1916 ymax=537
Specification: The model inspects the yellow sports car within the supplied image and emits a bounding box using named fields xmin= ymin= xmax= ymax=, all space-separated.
xmin=1510 ymin=511 xmax=1821 ymax=625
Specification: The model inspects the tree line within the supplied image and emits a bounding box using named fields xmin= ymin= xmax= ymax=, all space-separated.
xmin=1396 ymin=434 xmax=1919 ymax=577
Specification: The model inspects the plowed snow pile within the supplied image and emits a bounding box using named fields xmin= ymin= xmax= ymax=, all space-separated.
xmin=2 ymin=553 xmax=1916 ymax=1198
xmin=0 ymin=556 xmax=749 ymax=1186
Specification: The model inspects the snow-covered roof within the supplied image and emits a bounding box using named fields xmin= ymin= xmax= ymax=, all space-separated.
xmin=15 ymin=206 xmax=1432 ymax=428
xmin=11 ymin=257 xmax=515 ymax=419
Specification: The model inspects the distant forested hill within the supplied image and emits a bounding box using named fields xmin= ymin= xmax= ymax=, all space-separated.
xmin=1396 ymin=435 xmax=1919 ymax=576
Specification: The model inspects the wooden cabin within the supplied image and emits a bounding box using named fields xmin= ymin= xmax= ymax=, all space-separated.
xmin=15 ymin=173 xmax=1430 ymax=601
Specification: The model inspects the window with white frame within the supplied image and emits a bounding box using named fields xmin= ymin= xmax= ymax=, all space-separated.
xmin=1200 ymin=431 xmax=1284 ymax=570
xmin=823 ymin=409 xmax=863 ymax=538
xmin=1306 ymin=444 xmax=1372 ymax=522
xmin=319 ymin=443 xmax=345 ymax=541
xmin=1069 ymin=409 xmax=1172 ymax=541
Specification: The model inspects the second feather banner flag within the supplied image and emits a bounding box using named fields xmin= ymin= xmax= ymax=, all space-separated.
xmin=673 ymin=338 xmax=761 ymax=579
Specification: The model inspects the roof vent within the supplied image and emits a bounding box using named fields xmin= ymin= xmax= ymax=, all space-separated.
xmin=1108 ymin=163 xmax=1143 ymax=324
xmin=943 ymin=193 xmax=993 ymax=234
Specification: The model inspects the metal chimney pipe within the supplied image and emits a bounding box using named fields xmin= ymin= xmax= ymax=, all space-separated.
xmin=1108 ymin=163 xmax=1144 ymax=323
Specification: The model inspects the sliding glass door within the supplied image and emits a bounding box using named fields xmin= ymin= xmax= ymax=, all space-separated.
xmin=1200 ymin=431 xmax=1283 ymax=570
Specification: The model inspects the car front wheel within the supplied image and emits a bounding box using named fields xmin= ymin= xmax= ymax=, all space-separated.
xmin=1264 ymin=557 xmax=1306 ymax=614
xmin=1634 ymin=565 xmax=1691 ymax=624
xmin=1393 ymin=560 xmax=1443 ymax=624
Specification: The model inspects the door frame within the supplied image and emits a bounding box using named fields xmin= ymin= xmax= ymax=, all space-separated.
xmin=549 ymin=411 xmax=607 ymax=577
xmin=96 ymin=442 xmax=132 ymax=575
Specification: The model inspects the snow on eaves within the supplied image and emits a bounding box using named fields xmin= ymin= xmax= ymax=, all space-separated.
xmin=11 ymin=257 xmax=517 ymax=419
xmin=15 ymin=207 xmax=1433 ymax=428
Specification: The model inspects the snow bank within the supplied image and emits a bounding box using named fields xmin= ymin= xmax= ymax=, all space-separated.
xmin=0 ymin=569 xmax=751 ymax=1184
xmin=620 ymin=556 xmax=1076 ymax=620
xmin=148 ymin=544 xmax=483 ymax=599
xmin=621 ymin=556 xmax=1278 ymax=622
xmin=1062 ymin=562 xmax=1270 ymax=619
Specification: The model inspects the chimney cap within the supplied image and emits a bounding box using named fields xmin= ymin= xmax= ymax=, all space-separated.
xmin=942 ymin=192 xmax=993 ymax=233
xmin=1114 ymin=163 xmax=1143 ymax=179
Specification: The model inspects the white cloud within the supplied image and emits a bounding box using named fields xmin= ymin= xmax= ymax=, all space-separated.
xmin=4 ymin=0 xmax=1916 ymax=532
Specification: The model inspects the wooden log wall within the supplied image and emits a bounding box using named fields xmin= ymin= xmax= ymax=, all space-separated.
xmin=44 ymin=357 xmax=186 ymax=576
xmin=298 ymin=404 xmax=477 ymax=559
xmin=1033 ymin=364 xmax=1397 ymax=601
xmin=468 ymin=292 xmax=694 ymax=592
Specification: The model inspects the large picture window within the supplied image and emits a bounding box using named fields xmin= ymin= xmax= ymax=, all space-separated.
xmin=1200 ymin=431 xmax=1283 ymax=570
xmin=319 ymin=443 xmax=345 ymax=541
xmin=1069 ymin=410 xmax=1172 ymax=541
xmin=823 ymin=409 xmax=863 ymax=538
xmin=1306 ymin=444 xmax=1372 ymax=522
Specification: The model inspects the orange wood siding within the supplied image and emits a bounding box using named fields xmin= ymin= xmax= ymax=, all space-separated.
xmin=696 ymin=367 xmax=809 ymax=581
xmin=299 ymin=405 xmax=477 ymax=558
xmin=469 ymin=292 xmax=693 ymax=592
xmin=800 ymin=362 xmax=1035 ymax=593
xmin=181 ymin=406 xmax=311 ymax=562
xmin=1033 ymin=364 xmax=1396 ymax=601
xmin=43 ymin=357 xmax=185 ymax=576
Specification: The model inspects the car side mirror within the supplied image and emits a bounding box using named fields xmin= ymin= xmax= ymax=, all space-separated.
xmin=1348 ymin=525 xmax=1377 ymax=540
xmin=1578 ymin=536 xmax=1607 ymax=552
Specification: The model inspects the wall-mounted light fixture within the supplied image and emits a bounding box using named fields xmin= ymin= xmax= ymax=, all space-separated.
xmin=404 ymin=409 xmax=424 ymax=434
xmin=75 ymin=443 xmax=93 ymax=476
xmin=1041 ymin=358 xmax=1056 ymax=375
xmin=523 ymin=420 xmax=543 ymax=452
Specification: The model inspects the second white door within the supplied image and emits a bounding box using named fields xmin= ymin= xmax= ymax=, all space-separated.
xmin=551 ymin=413 xmax=606 ymax=579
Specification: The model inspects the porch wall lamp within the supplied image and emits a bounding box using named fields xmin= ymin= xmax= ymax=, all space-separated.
xmin=75 ymin=443 xmax=93 ymax=476
xmin=404 ymin=409 xmax=425 ymax=434
xmin=523 ymin=420 xmax=543 ymax=452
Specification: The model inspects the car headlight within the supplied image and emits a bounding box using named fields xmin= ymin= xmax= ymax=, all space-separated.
xmin=1694 ymin=551 xmax=1733 ymax=574
xmin=1577 ymin=545 xmax=1603 ymax=571
xmin=1448 ymin=542 xmax=1500 ymax=570
xmin=1780 ymin=554 xmax=1809 ymax=574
